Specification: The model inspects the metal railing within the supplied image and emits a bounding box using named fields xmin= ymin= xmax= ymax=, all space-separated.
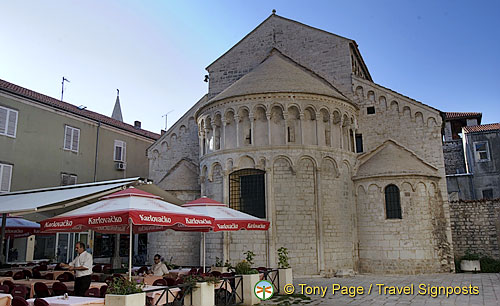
xmin=215 ymin=275 xmax=243 ymax=306
xmin=261 ymin=268 xmax=280 ymax=293
xmin=143 ymin=283 xmax=191 ymax=306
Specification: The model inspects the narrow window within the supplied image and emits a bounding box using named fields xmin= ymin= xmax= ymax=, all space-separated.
xmin=63 ymin=125 xmax=80 ymax=152
xmin=473 ymin=141 xmax=490 ymax=162
xmin=229 ymin=169 xmax=266 ymax=218
xmin=0 ymin=106 xmax=18 ymax=138
xmin=367 ymin=107 xmax=375 ymax=115
xmin=355 ymin=134 xmax=363 ymax=153
xmin=482 ymin=189 xmax=493 ymax=200
xmin=61 ymin=173 xmax=77 ymax=186
xmin=114 ymin=140 xmax=126 ymax=162
xmin=385 ymin=184 xmax=402 ymax=219
xmin=0 ymin=163 xmax=13 ymax=192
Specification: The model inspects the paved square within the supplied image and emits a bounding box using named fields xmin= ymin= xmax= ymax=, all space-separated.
xmin=263 ymin=273 xmax=500 ymax=305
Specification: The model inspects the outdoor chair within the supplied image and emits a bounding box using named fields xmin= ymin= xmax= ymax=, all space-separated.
xmin=26 ymin=263 xmax=35 ymax=266
xmin=32 ymin=270 xmax=43 ymax=279
xmin=22 ymin=270 xmax=32 ymax=279
xmin=3 ymin=271 xmax=12 ymax=277
xmin=44 ymin=273 xmax=53 ymax=280
xmin=210 ymin=271 xmax=222 ymax=277
xmin=34 ymin=282 xmax=51 ymax=298
xmin=34 ymin=299 xmax=50 ymax=306
xmin=99 ymin=285 xmax=108 ymax=298
xmin=221 ymin=272 xmax=235 ymax=277
xmin=12 ymin=296 xmax=29 ymax=306
xmin=92 ymin=264 xmax=102 ymax=273
xmin=257 ymin=267 xmax=267 ymax=273
xmin=84 ymin=288 xmax=100 ymax=297
xmin=137 ymin=266 xmax=148 ymax=275
xmin=56 ymin=273 xmax=69 ymax=282
xmin=63 ymin=272 xmax=74 ymax=281
xmin=52 ymin=282 xmax=68 ymax=296
xmin=104 ymin=277 xmax=114 ymax=284
xmin=3 ymin=280 xmax=15 ymax=292
xmin=175 ymin=278 xmax=184 ymax=285
xmin=54 ymin=264 xmax=64 ymax=271
xmin=13 ymin=271 xmax=24 ymax=280
xmin=11 ymin=285 xmax=28 ymax=299
xmin=102 ymin=266 xmax=111 ymax=274
xmin=38 ymin=265 xmax=48 ymax=271
xmin=188 ymin=268 xmax=198 ymax=275
xmin=91 ymin=275 xmax=100 ymax=282
xmin=163 ymin=277 xmax=176 ymax=286
xmin=0 ymin=285 xmax=9 ymax=293
xmin=152 ymin=278 xmax=167 ymax=286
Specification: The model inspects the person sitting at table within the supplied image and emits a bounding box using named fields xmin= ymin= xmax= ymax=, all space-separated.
xmin=149 ymin=254 xmax=169 ymax=276
xmin=60 ymin=242 xmax=93 ymax=296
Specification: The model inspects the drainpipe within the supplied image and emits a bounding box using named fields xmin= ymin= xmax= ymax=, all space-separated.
xmin=0 ymin=214 xmax=6 ymax=265
xmin=93 ymin=121 xmax=101 ymax=182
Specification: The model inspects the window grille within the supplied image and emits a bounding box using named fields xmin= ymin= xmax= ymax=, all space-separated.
xmin=385 ymin=184 xmax=401 ymax=219
xmin=61 ymin=173 xmax=77 ymax=186
xmin=229 ymin=169 xmax=266 ymax=218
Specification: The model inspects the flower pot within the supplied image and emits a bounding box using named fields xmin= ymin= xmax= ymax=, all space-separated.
xmin=460 ymin=260 xmax=481 ymax=272
xmin=278 ymin=268 xmax=293 ymax=295
xmin=105 ymin=292 xmax=146 ymax=306
xmin=186 ymin=282 xmax=215 ymax=306
xmin=211 ymin=266 xmax=229 ymax=273
xmin=240 ymin=273 xmax=261 ymax=305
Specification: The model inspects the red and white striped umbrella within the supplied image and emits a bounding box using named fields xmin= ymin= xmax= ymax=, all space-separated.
xmin=40 ymin=188 xmax=215 ymax=234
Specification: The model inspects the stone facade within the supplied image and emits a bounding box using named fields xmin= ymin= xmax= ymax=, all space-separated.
xmin=147 ymin=14 xmax=454 ymax=275
xmin=449 ymin=199 xmax=500 ymax=260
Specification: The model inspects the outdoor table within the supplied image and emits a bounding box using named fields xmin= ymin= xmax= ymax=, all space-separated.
xmin=27 ymin=295 xmax=104 ymax=306
xmin=0 ymin=293 xmax=12 ymax=306
xmin=0 ymin=277 xmax=13 ymax=283
xmin=130 ymin=275 xmax=163 ymax=285
xmin=40 ymin=270 xmax=74 ymax=280
xmin=90 ymin=273 xmax=107 ymax=282
xmin=13 ymin=279 xmax=59 ymax=298
xmin=143 ymin=285 xmax=180 ymax=304
xmin=166 ymin=268 xmax=191 ymax=278
xmin=63 ymin=282 xmax=107 ymax=293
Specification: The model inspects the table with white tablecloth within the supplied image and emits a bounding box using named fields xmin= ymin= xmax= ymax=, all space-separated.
xmin=0 ymin=294 xmax=12 ymax=306
xmin=27 ymin=296 xmax=104 ymax=306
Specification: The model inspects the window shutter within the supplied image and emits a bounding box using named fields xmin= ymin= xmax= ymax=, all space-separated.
xmin=72 ymin=128 xmax=80 ymax=152
xmin=0 ymin=164 xmax=12 ymax=192
xmin=122 ymin=142 xmax=126 ymax=162
xmin=69 ymin=175 xmax=77 ymax=185
xmin=64 ymin=126 xmax=72 ymax=150
xmin=0 ymin=108 xmax=7 ymax=134
xmin=6 ymin=110 xmax=18 ymax=137
xmin=61 ymin=174 xmax=69 ymax=186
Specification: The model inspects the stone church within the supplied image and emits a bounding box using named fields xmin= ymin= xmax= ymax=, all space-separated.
xmin=147 ymin=13 xmax=454 ymax=275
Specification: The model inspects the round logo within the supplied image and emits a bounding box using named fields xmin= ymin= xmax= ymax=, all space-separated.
xmin=254 ymin=280 xmax=275 ymax=300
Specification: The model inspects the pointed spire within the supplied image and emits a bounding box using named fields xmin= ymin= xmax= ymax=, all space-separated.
xmin=111 ymin=89 xmax=123 ymax=122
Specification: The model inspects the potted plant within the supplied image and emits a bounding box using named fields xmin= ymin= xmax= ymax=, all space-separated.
xmin=277 ymin=247 xmax=293 ymax=294
xmin=460 ymin=250 xmax=481 ymax=272
xmin=184 ymin=274 xmax=220 ymax=306
xmin=105 ymin=277 xmax=146 ymax=306
xmin=211 ymin=257 xmax=230 ymax=273
xmin=235 ymin=259 xmax=260 ymax=305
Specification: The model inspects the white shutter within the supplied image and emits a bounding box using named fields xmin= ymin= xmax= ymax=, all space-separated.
xmin=6 ymin=109 xmax=18 ymax=137
xmin=0 ymin=107 xmax=7 ymax=135
xmin=122 ymin=141 xmax=126 ymax=162
xmin=72 ymin=128 xmax=80 ymax=152
xmin=114 ymin=140 xmax=125 ymax=161
xmin=0 ymin=164 xmax=12 ymax=192
xmin=64 ymin=126 xmax=72 ymax=150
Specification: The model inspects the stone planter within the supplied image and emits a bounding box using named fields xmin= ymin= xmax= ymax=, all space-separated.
xmin=105 ymin=292 xmax=146 ymax=306
xmin=278 ymin=268 xmax=293 ymax=294
xmin=211 ymin=266 xmax=229 ymax=273
xmin=240 ymin=273 xmax=261 ymax=305
xmin=186 ymin=282 xmax=215 ymax=306
xmin=461 ymin=260 xmax=481 ymax=272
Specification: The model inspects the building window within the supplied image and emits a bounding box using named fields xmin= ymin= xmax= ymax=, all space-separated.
xmin=229 ymin=169 xmax=266 ymax=218
xmin=0 ymin=163 xmax=13 ymax=193
xmin=114 ymin=140 xmax=126 ymax=162
xmin=367 ymin=107 xmax=375 ymax=115
xmin=385 ymin=184 xmax=401 ymax=219
xmin=473 ymin=141 xmax=490 ymax=162
xmin=61 ymin=173 xmax=77 ymax=186
xmin=0 ymin=106 xmax=18 ymax=138
xmin=64 ymin=125 xmax=80 ymax=152
xmin=355 ymin=134 xmax=363 ymax=153
xmin=482 ymin=189 xmax=493 ymax=200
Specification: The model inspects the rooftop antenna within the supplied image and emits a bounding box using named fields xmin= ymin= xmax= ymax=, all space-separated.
xmin=162 ymin=110 xmax=174 ymax=131
xmin=61 ymin=76 xmax=70 ymax=101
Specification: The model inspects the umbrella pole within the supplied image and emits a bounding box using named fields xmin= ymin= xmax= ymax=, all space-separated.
xmin=128 ymin=218 xmax=132 ymax=280
xmin=5 ymin=236 xmax=10 ymax=263
xmin=202 ymin=232 xmax=206 ymax=273
xmin=0 ymin=213 xmax=6 ymax=265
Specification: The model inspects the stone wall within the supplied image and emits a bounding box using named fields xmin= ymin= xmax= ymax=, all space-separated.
xmin=449 ymin=199 xmax=500 ymax=259
xmin=443 ymin=140 xmax=466 ymax=175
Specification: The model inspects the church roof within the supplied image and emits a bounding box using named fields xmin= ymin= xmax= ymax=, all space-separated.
xmin=208 ymin=49 xmax=348 ymax=103
xmin=444 ymin=112 xmax=482 ymax=121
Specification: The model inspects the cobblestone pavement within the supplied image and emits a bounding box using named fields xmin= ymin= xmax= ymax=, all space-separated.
xmin=262 ymin=273 xmax=500 ymax=305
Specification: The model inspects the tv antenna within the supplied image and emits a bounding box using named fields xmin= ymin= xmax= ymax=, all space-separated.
xmin=61 ymin=76 xmax=70 ymax=101
xmin=162 ymin=110 xmax=174 ymax=131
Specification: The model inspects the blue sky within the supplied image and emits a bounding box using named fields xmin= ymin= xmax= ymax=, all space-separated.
xmin=1 ymin=1 xmax=498 ymax=133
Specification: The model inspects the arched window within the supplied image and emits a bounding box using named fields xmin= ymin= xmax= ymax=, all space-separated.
xmin=229 ymin=169 xmax=266 ymax=218
xmin=385 ymin=184 xmax=401 ymax=219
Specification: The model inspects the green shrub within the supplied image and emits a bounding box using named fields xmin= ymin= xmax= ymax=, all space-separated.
xmin=480 ymin=256 xmax=500 ymax=273
xmin=107 ymin=277 xmax=143 ymax=295
xmin=278 ymin=247 xmax=290 ymax=269
xmin=244 ymin=251 xmax=255 ymax=266
xmin=234 ymin=260 xmax=258 ymax=275
xmin=461 ymin=249 xmax=481 ymax=261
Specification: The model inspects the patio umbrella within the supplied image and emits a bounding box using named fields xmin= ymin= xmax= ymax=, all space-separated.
xmin=181 ymin=196 xmax=270 ymax=272
xmin=40 ymin=187 xmax=215 ymax=278
xmin=0 ymin=216 xmax=41 ymax=262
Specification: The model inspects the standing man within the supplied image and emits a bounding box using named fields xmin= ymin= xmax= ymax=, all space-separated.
xmin=61 ymin=242 xmax=93 ymax=296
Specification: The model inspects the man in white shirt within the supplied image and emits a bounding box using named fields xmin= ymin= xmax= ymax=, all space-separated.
xmin=149 ymin=254 xmax=169 ymax=276
xmin=61 ymin=242 xmax=93 ymax=296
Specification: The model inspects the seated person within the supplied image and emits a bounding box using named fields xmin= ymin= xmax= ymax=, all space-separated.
xmin=149 ymin=254 xmax=169 ymax=276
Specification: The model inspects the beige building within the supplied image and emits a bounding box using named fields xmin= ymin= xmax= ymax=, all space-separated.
xmin=147 ymin=13 xmax=454 ymax=275
xmin=0 ymin=79 xmax=159 ymax=262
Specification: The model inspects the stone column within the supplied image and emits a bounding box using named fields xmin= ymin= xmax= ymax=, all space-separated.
xmin=330 ymin=113 xmax=334 ymax=147
xmin=340 ymin=118 xmax=344 ymax=150
xmin=222 ymin=170 xmax=230 ymax=262
xmin=299 ymin=113 xmax=305 ymax=145
xmin=315 ymin=112 xmax=321 ymax=146
xmin=235 ymin=115 xmax=240 ymax=148
xmin=265 ymin=166 xmax=276 ymax=268
xmin=211 ymin=122 xmax=218 ymax=151
xmin=249 ymin=114 xmax=255 ymax=146
xmin=266 ymin=112 xmax=272 ymax=145
xmin=283 ymin=112 xmax=289 ymax=144
xmin=315 ymin=167 xmax=325 ymax=273
xmin=221 ymin=116 xmax=226 ymax=150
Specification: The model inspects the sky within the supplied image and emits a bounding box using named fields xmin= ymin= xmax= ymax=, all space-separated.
xmin=1 ymin=1 xmax=499 ymax=134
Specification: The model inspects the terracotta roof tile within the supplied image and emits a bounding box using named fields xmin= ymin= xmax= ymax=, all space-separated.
xmin=444 ymin=112 xmax=482 ymax=120
xmin=463 ymin=123 xmax=500 ymax=133
xmin=0 ymin=79 xmax=160 ymax=140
